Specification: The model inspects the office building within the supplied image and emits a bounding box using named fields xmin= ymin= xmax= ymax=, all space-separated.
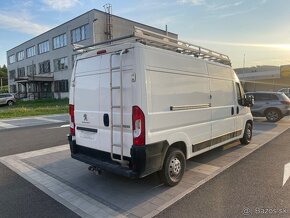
xmin=7 ymin=9 xmax=177 ymax=99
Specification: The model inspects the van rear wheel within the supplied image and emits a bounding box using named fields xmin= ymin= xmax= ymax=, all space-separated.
xmin=159 ymin=147 xmax=185 ymax=186
xmin=240 ymin=122 xmax=252 ymax=145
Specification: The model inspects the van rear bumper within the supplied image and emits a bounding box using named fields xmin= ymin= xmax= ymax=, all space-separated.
xmin=68 ymin=135 xmax=169 ymax=178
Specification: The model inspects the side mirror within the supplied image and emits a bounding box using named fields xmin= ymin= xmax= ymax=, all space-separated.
xmin=244 ymin=95 xmax=254 ymax=107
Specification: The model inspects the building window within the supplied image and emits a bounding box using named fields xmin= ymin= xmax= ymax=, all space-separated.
xmin=54 ymin=57 xmax=68 ymax=71
xmin=39 ymin=60 xmax=51 ymax=74
xmin=72 ymin=54 xmax=81 ymax=67
xmin=10 ymin=85 xmax=16 ymax=93
xmin=53 ymin=33 xmax=67 ymax=49
xmin=8 ymin=55 xmax=15 ymax=64
xmin=27 ymin=64 xmax=36 ymax=76
xmin=71 ymin=24 xmax=89 ymax=43
xmin=54 ymin=80 xmax=69 ymax=92
xmin=38 ymin=40 xmax=50 ymax=54
xmin=17 ymin=67 xmax=25 ymax=77
xmin=26 ymin=46 xmax=36 ymax=58
xmin=9 ymin=70 xmax=16 ymax=80
xmin=17 ymin=51 xmax=25 ymax=61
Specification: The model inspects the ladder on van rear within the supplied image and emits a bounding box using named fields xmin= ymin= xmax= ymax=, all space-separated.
xmin=109 ymin=49 xmax=129 ymax=167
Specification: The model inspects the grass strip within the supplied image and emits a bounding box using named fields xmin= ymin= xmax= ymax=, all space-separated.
xmin=0 ymin=98 xmax=69 ymax=119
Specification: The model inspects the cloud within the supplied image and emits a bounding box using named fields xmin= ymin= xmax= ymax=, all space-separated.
xmin=42 ymin=0 xmax=80 ymax=11
xmin=176 ymin=0 xmax=205 ymax=5
xmin=217 ymin=7 xmax=256 ymax=18
xmin=0 ymin=12 xmax=51 ymax=35
xmin=207 ymin=1 xmax=243 ymax=11
xmin=149 ymin=16 xmax=176 ymax=29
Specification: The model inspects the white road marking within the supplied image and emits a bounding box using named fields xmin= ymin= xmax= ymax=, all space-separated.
xmin=283 ymin=162 xmax=290 ymax=187
xmin=0 ymin=121 xmax=17 ymax=128
xmin=244 ymin=144 xmax=259 ymax=149
xmin=46 ymin=124 xmax=70 ymax=129
xmin=36 ymin=117 xmax=64 ymax=123
xmin=0 ymin=145 xmax=125 ymax=218
xmin=189 ymin=163 xmax=220 ymax=175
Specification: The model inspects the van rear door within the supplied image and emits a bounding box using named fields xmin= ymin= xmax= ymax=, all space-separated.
xmin=74 ymin=50 xmax=134 ymax=157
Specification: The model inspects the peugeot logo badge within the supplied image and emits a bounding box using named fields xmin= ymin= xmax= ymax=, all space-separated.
xmin=83 ymin=114 xmax=88 ymax=122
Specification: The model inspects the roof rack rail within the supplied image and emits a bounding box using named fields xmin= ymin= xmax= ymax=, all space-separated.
xmin=74 ymin=26 xmax=231 ymax=66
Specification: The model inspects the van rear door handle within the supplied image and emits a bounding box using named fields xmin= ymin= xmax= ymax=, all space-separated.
xmin=231 ymin=107 xmax=234 ymax=115
xmin=236 ymin=106 xmax=239 ymax=114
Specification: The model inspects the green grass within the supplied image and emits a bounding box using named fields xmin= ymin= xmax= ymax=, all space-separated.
xmin=0 ymin=85 xmax=8 ymax=93
xmin=0 ymin=98 xmax=69 ymax=119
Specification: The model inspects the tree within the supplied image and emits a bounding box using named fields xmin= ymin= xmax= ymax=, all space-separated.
xmin=0 ymin=65 xmax=7 ymax=78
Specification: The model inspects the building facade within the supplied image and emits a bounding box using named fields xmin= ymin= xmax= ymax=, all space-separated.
xmin=7 ymin=9 xmax=177 ymax=99
xmin=235 ymin=65 xmax=290 ymax=92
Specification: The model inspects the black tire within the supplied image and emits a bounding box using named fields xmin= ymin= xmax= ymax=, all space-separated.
xmin=240 ymin=122 xmax=252 ymax=145
xmin=265 ymin=109 xmax=281 ymax=122
xmin=159 ymin=147 xmax=186 ymax=186
xmin=7 ymin=100 xmax=14 ymax=106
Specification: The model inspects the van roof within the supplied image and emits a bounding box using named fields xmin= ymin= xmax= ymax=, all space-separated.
xmin=75 ymin=41 xmax=233 ymax=69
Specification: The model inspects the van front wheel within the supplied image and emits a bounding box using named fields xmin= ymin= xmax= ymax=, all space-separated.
xmin=240 ymin=122 xmax=252 ymax=145
xmin=159 ymin=147 xmax=185 ymax=186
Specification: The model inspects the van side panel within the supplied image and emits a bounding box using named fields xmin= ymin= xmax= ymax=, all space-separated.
xmin=143 ymin=47 xmax=212 ymax=157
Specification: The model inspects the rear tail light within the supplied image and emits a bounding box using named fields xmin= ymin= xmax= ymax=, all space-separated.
xmin=280 ymin=100 xmax=290 ymax=105
xmin=97 ymin=49 xmax=107 ymax=55
xmin=69 ymin=104 xmax=75 ymax=136
xmin=132 ymin=106 xmax=145 ymax=146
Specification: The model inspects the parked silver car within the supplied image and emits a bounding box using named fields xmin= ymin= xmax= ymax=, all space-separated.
xmin=246 ymin=91 xmax=290 ymax=122
xmin=0 ymin=93 xmax=16 ymax=106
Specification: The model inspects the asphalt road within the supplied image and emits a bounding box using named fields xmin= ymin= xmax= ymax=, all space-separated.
xmin=156 ymin=129 xmax=290 ymax=218
xmin=0 ymin=124 xmax=79 ymax=218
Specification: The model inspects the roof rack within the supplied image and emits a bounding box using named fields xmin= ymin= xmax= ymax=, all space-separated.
xmin=74 ymin=26 xmax=231 ymax=66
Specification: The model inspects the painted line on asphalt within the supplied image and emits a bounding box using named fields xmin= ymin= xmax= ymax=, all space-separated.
xmin=188 ymin=163 xmax=220 ymax=175
xmin=46 ymin=124 xmax=70 ymax=129
xmin=223 ymin=142 xmax=240 ymax=150
xmin=283 ymin=162 xmax=290 ymax=187
xmin=0 ymin=121 xmax=18 ymax=129
xmin=0 ymin=145 xmax=125 ymax=218
xmin=36 ymin=117 xmax=65 ymax=123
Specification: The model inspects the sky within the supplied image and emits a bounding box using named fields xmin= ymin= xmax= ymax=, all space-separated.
xmin=0 ymin=0 xmax=290 ymax=68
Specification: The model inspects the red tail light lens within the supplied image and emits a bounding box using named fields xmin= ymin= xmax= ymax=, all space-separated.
xmin=97 ymin=49 xmax=107 ymax=55
xmin=69 ymin=104 xmax=75 ymax=136
xmin=132 ymin=106 xmax=145 ymax=146
xmin=281 ymin=100 xmax=290 ymax=105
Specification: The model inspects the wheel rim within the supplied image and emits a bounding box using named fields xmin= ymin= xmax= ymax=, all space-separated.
xmin=246 ymin=125 xmax=252 ymax=139
xmin=267 ymin=111 xmax=278 ymax=121
xmin=8 ymin=101 xmax=13 ymax=106
xmin=168 ymin=156 xmax=182 ymax=182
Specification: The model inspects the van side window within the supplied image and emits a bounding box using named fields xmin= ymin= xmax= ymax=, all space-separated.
xmin=235 ymin=82 xmax=243 ymax=105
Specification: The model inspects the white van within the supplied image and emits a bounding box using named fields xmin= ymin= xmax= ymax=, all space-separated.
xmin=68 ymin=27 xmax=253 ymax=186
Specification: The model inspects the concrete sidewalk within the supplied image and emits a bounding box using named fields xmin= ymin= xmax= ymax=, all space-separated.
xmin=0 ymin=114 xmax=69 ymax=130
